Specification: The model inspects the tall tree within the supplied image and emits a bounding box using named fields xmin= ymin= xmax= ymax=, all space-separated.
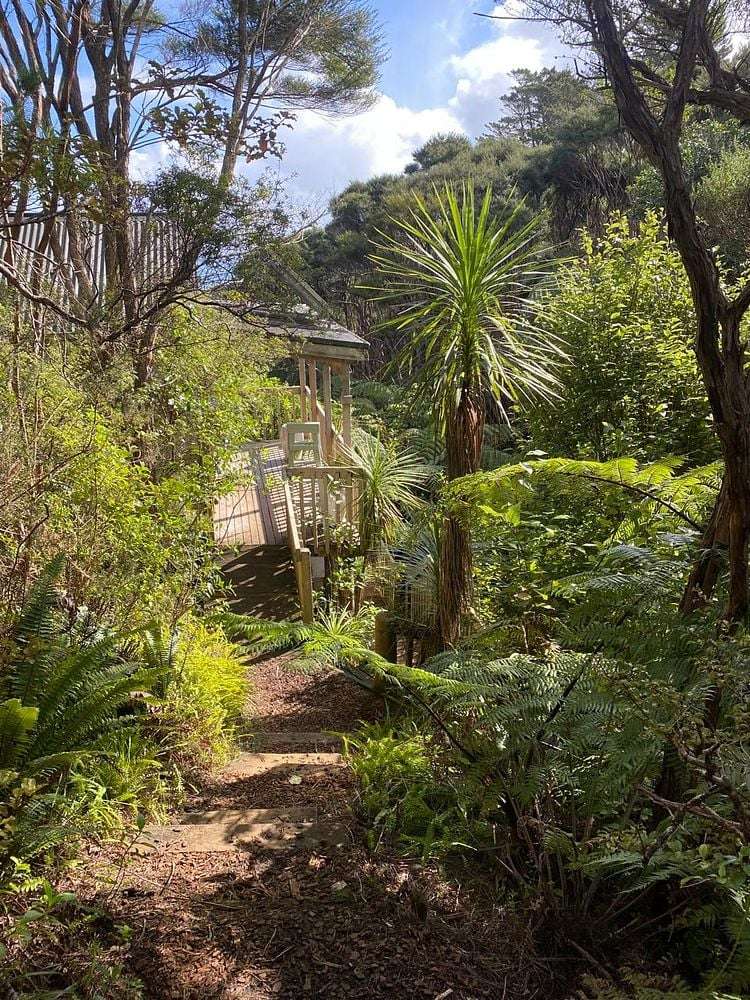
xmin=370 ymin=184 xmax=561 ymax=646
xmin=487 ymin=67 xmax=599 ymax=146
xmin=512 ymin=0 xmax=750 ymax=620
xmin=0 ymin=0 xmax=382 ymax=381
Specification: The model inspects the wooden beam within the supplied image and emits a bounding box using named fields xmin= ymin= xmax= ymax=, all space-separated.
xmin=307 ymin=359 xmax=318 ymax=423
xmin=341 ymin=363 xmax=352 ymax=448
xmin=298 ymin=357 xmax=307 ymax=421
xmin=322 ymin=362 xmax=333 ymax=461
xmin=301 ymin=343 xmax=367 ymax=363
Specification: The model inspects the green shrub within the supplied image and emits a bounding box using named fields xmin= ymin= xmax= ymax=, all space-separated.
xmin=69 ymin=730 xmax=171 ymax=832
xmin=154 ymin=620 xmax=249 ymax=771
xmin=0 ymin=306 xmax=290 ymax=630
xmin=696 ymin=144 xmax=750 ymax=276
xmin=527 ymin=214 xmax=715 ymax=464
xmin=343 ymin=722 xmax=481 ymax=858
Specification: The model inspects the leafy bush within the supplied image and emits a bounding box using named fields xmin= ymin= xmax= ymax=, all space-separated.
xmin=527 ymin=214 xmax=715 ymax=464
xmin=697 ymin=144 xmax=750 ymax=276
xmin=344 ymin=430 xmax=430 ymax=552
xmin=152 ymin=620 xmax=249 ymax=771
xmin=454 ymin=453 xmax=720 ymax=641
xmin=0 ymin=306 xmax=289 ymax=629
xmin=339 ymin=446 xmax=750 ymax=991
xmin=343 ymin=722 xmax=480 ymax=858
xmin=360 ymin=588 xmax=750 ymax=989
xmin=69 ymin=730 xmax=171 ymax=832
xmin=0 ymin=560 xmax=158 ymax=877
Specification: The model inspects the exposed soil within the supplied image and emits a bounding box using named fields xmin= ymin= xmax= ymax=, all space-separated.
xmin=245 ymin=652 xmax=382 ymax=734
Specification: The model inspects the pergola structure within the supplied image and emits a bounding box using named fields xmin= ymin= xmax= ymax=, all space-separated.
xmin=213 ymin=275 xmax=369 ymax=621
xmin=257 ymin=265 xmax=368 ymax=459
xmin=297 ymin=320 xmax=367 ymax=457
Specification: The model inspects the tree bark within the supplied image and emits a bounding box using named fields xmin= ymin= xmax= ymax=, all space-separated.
xmin=583 ymin=0 xmax=750 ymax=623
xmin=439 ymin=512 xmax=474 ymax=648
xmin=679 ymin=479 xmax=729 ymax=613
xmin=439 ymin=386 xmax=484 ymax=647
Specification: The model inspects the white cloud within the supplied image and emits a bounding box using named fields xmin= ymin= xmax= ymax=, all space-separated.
xmin=130 ymin=141 xmax=171 ymax=181
xmin=243 ymin=8 xmax=560 ymax=204
xmin=450 ymin=33 xmax=543 ymax=86
xmin=448 ymin=33 xmax=545 ymax=133
xmin=261 ymin=94 xmax=464 ymax=205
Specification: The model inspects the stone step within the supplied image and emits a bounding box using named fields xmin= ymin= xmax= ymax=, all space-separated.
xmin=136 ymin=808 xmax=349 ymax=855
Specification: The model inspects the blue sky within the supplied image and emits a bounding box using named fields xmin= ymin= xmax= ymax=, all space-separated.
xmin=250 ymin=1 xmax=565 ymax=210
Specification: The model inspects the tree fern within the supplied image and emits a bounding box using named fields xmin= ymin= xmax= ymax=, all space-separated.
xmin=219 ymin=605 xmax=380 ymax=680
xmin=447 ymin=455 xmax=721 ymax=533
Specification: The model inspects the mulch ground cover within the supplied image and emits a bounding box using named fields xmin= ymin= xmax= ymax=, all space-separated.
xmin=2 ymin=658 xmax=555 ymax=999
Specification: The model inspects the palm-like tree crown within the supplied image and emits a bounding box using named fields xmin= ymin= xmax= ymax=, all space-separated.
xmin=370 ymin=183 xmax=563 ymax=434
xmin=344 ymin=429 xmax=429 ymax=552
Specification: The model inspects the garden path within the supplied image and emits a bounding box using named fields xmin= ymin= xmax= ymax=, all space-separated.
xmin=61 ymin=554 xmax=536 ymax=997
xmin=73 ymin=657 xmax=526 ymax=998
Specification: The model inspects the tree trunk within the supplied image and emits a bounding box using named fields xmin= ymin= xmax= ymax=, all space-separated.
xmin=681 ymin=311 xmax=750 ymax=623
xmin=719 ymin=424 xmax=750 ymax=624
xmin=679 ymin=479 xmax=730 ymax=614
xmin=439 ymin=513 xmax=474 ymax=648
xmin=439 ymin=387 xmax=484 ymax=648
xmin=579 ymin=0 xmax=750 ymax=624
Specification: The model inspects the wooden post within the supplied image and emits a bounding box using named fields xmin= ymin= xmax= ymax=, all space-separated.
xmin=298 ymin=549 xmax=314 ymax=624
xmin=322 ymin=363 xmax=333 ymax=461
xmin=341 ymin=363 xmax=352 ymax=448
xmin=308 ymin=359 xmax=318 ymax=424
xmin=298 ymin=478 xmax=306 ymax=545
xmin=298 ymin=357 xmax=307 ymax=421
xmin=311 ymin=472 xmax=319 ymax=550
xmin=374 ymin=611 xmax=397 ymax=662
xmin=320 ymin=474 xmax=330 ymax=553
xmin=345 ymin=470 xmax=354 ymax=525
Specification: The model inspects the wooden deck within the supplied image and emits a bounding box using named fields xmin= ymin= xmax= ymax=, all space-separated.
xmin=213 ymin=442 xmax=288 ymax=549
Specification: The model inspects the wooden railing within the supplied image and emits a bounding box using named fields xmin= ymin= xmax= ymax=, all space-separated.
xmin=303 ymin=386 xmax=343 ymax=462
xmin=287 ymin=464 xmax=362 ymax=552
xmin=279 ymin=377 xmax=363 ymax=618
xmin=283 ymin=478 xmax=314 ymax=623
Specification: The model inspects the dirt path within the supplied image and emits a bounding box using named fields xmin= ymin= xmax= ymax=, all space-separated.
xmin=62 ymin=653 xmax=543 ymax=999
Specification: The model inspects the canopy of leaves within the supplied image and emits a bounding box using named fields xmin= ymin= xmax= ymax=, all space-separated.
xmin=369 ymin=184 xmax=563 ymax=434
xmin=526 ymin=214 xmax=715 ymax=464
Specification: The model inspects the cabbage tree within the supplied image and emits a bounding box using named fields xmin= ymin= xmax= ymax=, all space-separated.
xmin=345 ymin=430 xmax=430 ymax=553
xmin=370 ymin=183 xmax=562 ymax=646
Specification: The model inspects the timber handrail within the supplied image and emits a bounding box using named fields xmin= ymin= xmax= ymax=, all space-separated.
xmin=283 ymin=478 xmax=314 ymax=623
xmin=288 ymin=464 xmax=360 ymax=477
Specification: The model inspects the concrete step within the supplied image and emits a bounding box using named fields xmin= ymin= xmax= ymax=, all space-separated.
xmin=245 ymin=731 xmax=342 ymax=751
xmin=136 ymin=808 xmax=349 ymax=855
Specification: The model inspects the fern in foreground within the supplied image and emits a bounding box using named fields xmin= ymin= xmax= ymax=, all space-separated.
xmin=0 ymin=560 xmax=157 ymax=872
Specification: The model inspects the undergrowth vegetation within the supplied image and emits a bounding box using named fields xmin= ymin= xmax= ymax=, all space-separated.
xmin=222 ymin=202 xmax=750 ymax=996
xmin=2 ymin=2 xmax=750 ymax=989
xmin=0 ymin=303 xmax=271 ymax=985
xmin=0 ymin=559 xmax=251 ymax=891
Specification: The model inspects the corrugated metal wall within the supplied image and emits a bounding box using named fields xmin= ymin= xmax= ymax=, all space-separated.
xmin=1 ymin=213 xmax=182 ymax=309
